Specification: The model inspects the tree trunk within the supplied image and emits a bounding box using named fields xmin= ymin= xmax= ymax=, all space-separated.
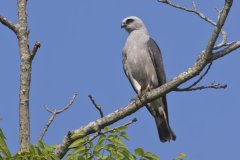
xmin=17 ymin=0 xmax=31 ymax=151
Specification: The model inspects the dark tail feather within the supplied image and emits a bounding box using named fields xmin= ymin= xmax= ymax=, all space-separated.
xmin=146 ymin=97 xmax=176 ymax=142
xmin=155 ymin=113 xmax=176 ymax=142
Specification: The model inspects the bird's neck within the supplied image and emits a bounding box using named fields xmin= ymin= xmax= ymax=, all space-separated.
xmin=129 ymin=27 xmax=148 ymax=35
xmin=128 ymin=28 xmax=149 ymax=42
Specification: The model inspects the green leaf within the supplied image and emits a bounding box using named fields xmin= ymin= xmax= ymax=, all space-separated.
xmin=88 ymin=140 xmax=94 ymax=148
xmin=143 ymin=152 xmax=159 ymax=160
xmin=97 ymin=134 xmax=106 ymax=144
xmin=69 ymin=138 xmax=85 ymax=149
xmin=93 ymin=142 xmax=103 ymax=153
xmin=29 ymin=146 xmax=36 ymax=155
xmin=66 ymin=153 xmax=74 ymax=160
xmin=176 ymin=153 xmax=187 ymax=160
xmin=134 ymin=148 xmax=144 ymax=156
xmin=82 ymin=153 xmax=94 ymax=159
xmin=50 ymin=154 xmax=61 ymax=160
xmin=0 ymin=128 xmax=11 ymax=157
xmin=36 ymin=140 xmax=45 ymax=149
xmin=111 ymin=137 xmax=126 ymax=147
xmin=104 ymin=127 xmax=109 ymax=132
xmin=77 ymin=156 xmax=85 ymax=160
xmin=117 ymin=126 xmax=127 ymax=131
xmin=117 ymin=147 xmax=136 ymax=160
xmin=119 ymin=132 xmax=129 ymax=140
xmin=104 ymin=144 xmax=116 ymax=151
xmin=72 ymin=146 xmax=90 ymax=155
xmin=107 ymin=135 xmax=118 ymax=142
xmin=93 ymin=150 xmax=101 ymax=158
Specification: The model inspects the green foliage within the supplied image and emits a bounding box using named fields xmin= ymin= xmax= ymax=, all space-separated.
xmin=67 ymin=126 xmax=159 ymax=160
xmin=134 ymin=148 xmax=159 ymax=160
xmin=10 ymin=141 xmax=59 ymax=160
xmin=175 ymin=153 xmax=187 ymax=160
xmin=0 ymin=127 xmax=187 ymax=160
xmin=0 ymin=128 xmax=11 ymax=158
xmin=0 ymin=133 xmax=59 ymax=160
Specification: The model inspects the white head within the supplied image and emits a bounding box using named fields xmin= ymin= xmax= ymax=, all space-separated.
xmin=121 ymin=16 xmax=147 ymax=33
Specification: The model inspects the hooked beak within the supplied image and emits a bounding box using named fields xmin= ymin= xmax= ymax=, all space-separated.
xmin=121 ymin=23 xmax=126 ymax=29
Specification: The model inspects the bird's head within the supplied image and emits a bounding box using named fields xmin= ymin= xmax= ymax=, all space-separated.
xmin=121 ymin=16 xmax=146 ymax=33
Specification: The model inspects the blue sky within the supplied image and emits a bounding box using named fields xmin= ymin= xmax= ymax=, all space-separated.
xmin=0 ymin=0 xmax=240 ymax=159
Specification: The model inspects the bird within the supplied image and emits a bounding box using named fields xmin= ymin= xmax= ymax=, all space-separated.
xmin=121 ymin=16 xmax=176 ymax=142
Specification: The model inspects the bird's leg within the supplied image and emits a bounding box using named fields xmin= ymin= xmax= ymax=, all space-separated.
xmin=146 ymin=84 xmax=152 ymax=92
xmin=130 ymin=91 xmax=143 ymax=103
xmin=130 ymin=85 xmax=152 ymax=102
xmin=140 ymin=84 xmax=152 ymax=99
xmin=129 ymin=87 xmax=144 ymax=103
xmin=138 ymin=85 xmax=152 ymax=100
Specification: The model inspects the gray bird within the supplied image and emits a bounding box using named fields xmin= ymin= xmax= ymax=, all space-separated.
xmin=121 ymin=16 xmax=176 ymax=142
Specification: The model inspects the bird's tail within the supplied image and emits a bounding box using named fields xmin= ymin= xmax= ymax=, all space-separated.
xmin=147 ymin=97 xmax=176 ymax=142
xmin=154 ymin=112 xmax=176 ymax=142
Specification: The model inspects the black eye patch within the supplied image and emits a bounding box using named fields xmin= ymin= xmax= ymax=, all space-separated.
xmin=126 ymin=18 xmax=134 ymax=24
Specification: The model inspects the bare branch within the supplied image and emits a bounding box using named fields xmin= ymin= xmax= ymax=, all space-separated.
xmin=88 ymin=95 xmax=104 ymax=118
xmin=0 ymin=15 xmax=17 ymax=34
xmin=210 ymin=41 xmax=240 ymax=61
xmin=158 ymin=0 xmax=228 ymax=49
xmin=44 ymin=105 xmax=53 ymax=114
xmin=203 ymin=0 xmax=232 ymax=58
xmin=39 ymin=92 xmax=77 ymax=141
xmin=175 ymin=82 xmax=227 ymax=92
xmin=31 ymin=41 xmax=41 ymax=60
xmin=176 ymin=62 xmax=212 ymax=90
xmin=158 ymin=0 xmax=216 ymax=25
xmin=192 ymin=2 xmax=197 ymax=11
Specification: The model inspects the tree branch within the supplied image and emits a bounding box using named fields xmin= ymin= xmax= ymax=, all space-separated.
xmin=175 ymin=63 xmax=212 ymax=91
xmin=0 ymin=15 xmax=17 ymax=34
xmin=39 ymin=92 xmax=77 ymax=141
xmin=88 ymin=95 xmax=104 ymax=118
xmin=54 ymin=1 xmax=234 ymax=158
xmin=158 ymin=0 xmax=229 ymax=49
xmin=158 ymin=0 xmax=217 ymax=25
xmin=31 ymin=41 xmax=41 ymax=60
xmin=210 ymin=41 xmax=240 ymax=61
xmin=175 ymin=82 xmax=227 ymax=92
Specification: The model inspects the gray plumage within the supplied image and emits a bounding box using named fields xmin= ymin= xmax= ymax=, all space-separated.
xmin=121 ymin=16 xmax=176 ymax=142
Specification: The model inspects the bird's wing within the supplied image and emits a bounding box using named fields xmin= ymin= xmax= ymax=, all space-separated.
xmin=147 ymin=38 xmax=169 ymax=121
xmin=147 ymin=38 xmax=176 ymax=142
xmin=147 ymin=38 xmax=166 ymax=86
xmin=122 ymin=50 xmax=139 ymax=93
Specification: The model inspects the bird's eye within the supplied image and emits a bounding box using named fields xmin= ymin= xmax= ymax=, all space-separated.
xmin=126 ymin=18 xmax=134 ymax=24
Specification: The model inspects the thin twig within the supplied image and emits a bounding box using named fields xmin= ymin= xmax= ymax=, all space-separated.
xmin=210 ymin=41 xmax=240 ymax=61
xmin=158 ymin=0 xmax=216 ymax=25
xmin=0 ymin=15 xmax=17 ymax=34
xmin=192 ymin=2 xmax=197 ymax=11
xmin=175 ymin=82 xmax=227 ymax=92
xmin=158 ymin=0 xmax=228 ymax=49
xmin=31 ymin=41 xmax=41 ymax=60
xmin=176 ymin=62 xmax=212 ymax=91
xmin=88 ymin=95 xmax=104 ymax=118
xmin=39 ymin=92 xmax=78 ymax=141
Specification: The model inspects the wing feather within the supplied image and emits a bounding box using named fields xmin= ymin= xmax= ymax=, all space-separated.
xmin=147 ymin=38 xmax=169 ymax=121
xmin=147 ymin=38 xmax=166 ymax=86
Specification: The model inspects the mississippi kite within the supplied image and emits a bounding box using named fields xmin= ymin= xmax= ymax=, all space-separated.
xmin=121 ymin=16 xmax=176 ymax=142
